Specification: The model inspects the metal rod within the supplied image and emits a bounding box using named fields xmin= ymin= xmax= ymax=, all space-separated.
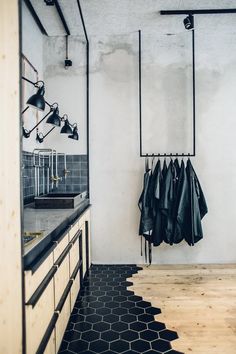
xmin=138 ymin=30 xmax=142 ymax=157
xmin=141 ymin=154 xmax=194 ymax=157
xmin=192 ymin=26 xmax=196 ymax=156
xmin=43 ymin=126 xmax=55 ymax=139
xmin=23 ymin=0 xmax=48 ymax=35
xmin=54 ymin=0 xmax=70 ymax=35
xmin=21 ymin=54 xmax=38 ymax=74
xmin=66 ymin=35 xmax=68 ymax=59
xmin=29 ymin=111 xmax=51 ymax=134
xmin=160 ymin=9 xmax=236 ymax=15
xmin=86 ymin=42 xmax=90 ymax=198
xmin=76 ymin=0 xmax=89 ymax=43
xmin=22 ymin=76 xmax=35 ymax=86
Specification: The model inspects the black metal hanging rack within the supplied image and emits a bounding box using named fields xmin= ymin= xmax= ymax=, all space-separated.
xmin=139 ymin=7 xmax=236 ymax=158
xmin=138 ymin=28 xmax=196 ymax=158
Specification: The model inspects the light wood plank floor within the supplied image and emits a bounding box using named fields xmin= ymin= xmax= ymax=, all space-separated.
xmin=128 ymin=264 xmax=236 ymax=354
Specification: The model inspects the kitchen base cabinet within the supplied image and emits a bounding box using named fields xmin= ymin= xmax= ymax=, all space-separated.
xmin=55 ymin=294 xmax=71 ymax=353
xmin=25 ymin=278 xmax=54 ymax=354
xmin=24 ymin=206 xmax=91 ymax=354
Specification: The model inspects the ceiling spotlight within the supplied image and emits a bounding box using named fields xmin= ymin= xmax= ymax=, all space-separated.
xmin=46 ymin=103 xmax=61 ymax=127
xmin=60 ymin=115 xmax=73 ymax=134
xmin=183 ymin=14 xmax=194 ymax=30
xmin=68 ymin=125 xmax=79 ymax=140
xmin=26 ymin=81 xmax=45 ymax=111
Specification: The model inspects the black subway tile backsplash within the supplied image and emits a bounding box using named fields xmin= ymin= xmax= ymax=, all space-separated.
xmin=22 ymin=151 xmax=88 ymax=203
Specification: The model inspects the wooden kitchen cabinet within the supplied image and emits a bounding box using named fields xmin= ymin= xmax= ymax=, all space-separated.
xmin=24 ymin=207 xmax=91 ymax=354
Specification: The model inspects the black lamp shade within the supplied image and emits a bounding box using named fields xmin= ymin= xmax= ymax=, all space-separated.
xmin=27 ymin=85 xmax=45 ymax=111
xmin=60 ymin=119 xmax=73 ymax=134
xmin=46 ymin=107 xmax=61 ymax=126
xmin=68 ymin=126 xmax=79 ymax=140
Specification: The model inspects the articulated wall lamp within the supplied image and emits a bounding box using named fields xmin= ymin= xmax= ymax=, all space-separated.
xmin=46 ymin=103 xmax=61 ymax=126
xmin=36 ymin=127 xmax=56 ymax=144
xmin=60 ymin=115 xmax=73 ymax=134
xmin=183 ymin=14 xmax=194 ymax=29
xmin=22 ymin=110 xmax=51 ymax=138
xmin=26 ymin=80 xmax=46 ymax=111
xmin=68 ymin=124 xmax=79 ymax=140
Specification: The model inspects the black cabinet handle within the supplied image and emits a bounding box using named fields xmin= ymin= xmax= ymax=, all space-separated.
xmin=55 ymin=280 xmax=73 ymax=313
xmin=71 ymin=259 xmax=82 ymax=281
xmin=70 ymin=229 xmax=82 ymax=245
xmin=26 ymin=266 xmax=57 ymax=308
xmin=36 ymin=312 xmax=58 ymax=354
xmin=54 ymin=243 xmax=72 ymax=267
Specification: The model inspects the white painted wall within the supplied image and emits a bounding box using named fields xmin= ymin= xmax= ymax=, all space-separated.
xmin=90 ymin=17 xmax=236 ymax=264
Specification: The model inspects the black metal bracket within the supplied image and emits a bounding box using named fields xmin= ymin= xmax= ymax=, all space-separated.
xmin=160 ymin=9 xmax=236 ymax=15
xmin=54 ymin=0 xmax=70 ymax=35
xmin=23 ymin=0 xmax=48 ymax=36
xmin=138 ymin=29 xmax=196 ymax=158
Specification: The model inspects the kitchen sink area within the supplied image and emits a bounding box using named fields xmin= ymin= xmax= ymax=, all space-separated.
xmin=34 ymin=191 xmax=87 ymax=209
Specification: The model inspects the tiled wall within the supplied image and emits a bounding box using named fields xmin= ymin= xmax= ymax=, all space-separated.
xmin=22 ymin=151 xmax=88 ymax=203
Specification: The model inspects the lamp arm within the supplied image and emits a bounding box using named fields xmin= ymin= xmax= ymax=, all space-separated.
xmin=44 ymin=126 xmax=56 ymax=138
xmin=29 ymin=110 xmax=51 ymax=134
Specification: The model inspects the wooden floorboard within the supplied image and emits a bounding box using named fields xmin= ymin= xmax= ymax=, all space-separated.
xmin=128 ymin=264 xmax=236 ymax=354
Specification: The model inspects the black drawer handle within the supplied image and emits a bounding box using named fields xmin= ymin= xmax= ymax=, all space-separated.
xmin=71 ymin=259 xmax=82 ymax=280
xmin=36 ymin=312 xmax=59 ymax=354
xmin=26 ymin=266 xmax=57 ymax=308
xmin=70 ymin=229 xmax=82 ymax=245
xmin=55 ymin=280 xmax=73 ymax=313
xmin=54 ymin=243 xmax=72 ymax=267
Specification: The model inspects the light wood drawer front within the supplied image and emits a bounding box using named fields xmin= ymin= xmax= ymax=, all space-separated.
xmin=53 ymin=232 xmax=69 ymax=261
xmin=54 ymin=254 xmax=70 ymax=308
xmin=69 ymin=221 xmax=79 ymax=241
xmin=25 ymin=253 xmax=54 ymax=303
xmin=70 ymin=238 xmax=80 ymax=277
xmin=25 ymin=278 xmax=54 ymax=354
xmin=71 ymin=270 xmax=80 ymax=311
xmin=44 ymin=329 xmax=56 ymax=354
xmin=55 ymin=293 xmax=71 ymax=353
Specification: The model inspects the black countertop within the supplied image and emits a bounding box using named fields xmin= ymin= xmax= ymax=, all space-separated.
xmin=24 ymin=199 xmax=90 ymax=271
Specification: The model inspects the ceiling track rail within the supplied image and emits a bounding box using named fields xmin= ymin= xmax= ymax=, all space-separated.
xmin=54 ymin=0 xmax=70 ymax=35
xmin=160 ymin=8 xmax=236 ymax=15
xmin=23 ymin=0 xmax=48 ymax=35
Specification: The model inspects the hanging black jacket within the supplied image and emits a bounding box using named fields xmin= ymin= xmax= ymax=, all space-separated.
xmin=172 ymin=160 xmax=189 ymax=244
xmin=149 ymin=160 xmax=164 ymax=246
xmin=160 ymin=160 xmax=178 ymax=245
xmin=138 ymin=169 xmax=153 ymax=238
xmin=184 ymin=159 xmax=208 ymax=245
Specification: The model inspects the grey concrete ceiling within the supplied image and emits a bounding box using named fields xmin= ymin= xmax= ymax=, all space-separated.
xmin=30 ymin=0 xmax=236 ymax=37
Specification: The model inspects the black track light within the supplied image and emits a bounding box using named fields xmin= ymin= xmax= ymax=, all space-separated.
xmin=27 ymin=81 xmax=46 ymax=111
xmin=60 ymin=115 xmax=73 ymax=134
xmin=68 ymin=125 xmax=79 ymax=140
xmin=183 ymin=14 xmax=194 ymax=30
xmin=46 ymin=103 xmax=61 ymax=127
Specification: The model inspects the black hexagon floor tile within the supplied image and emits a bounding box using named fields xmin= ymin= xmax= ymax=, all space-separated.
xmin=59 ymin=265 xmax=180 ymax=354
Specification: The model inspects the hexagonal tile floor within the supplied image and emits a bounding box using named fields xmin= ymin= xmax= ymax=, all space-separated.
xmin=59 ymin=265 xmax=182 ymax=354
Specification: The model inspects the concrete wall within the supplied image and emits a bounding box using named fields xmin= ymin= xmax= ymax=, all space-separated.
xmin=22 ymin=1 xmax=44 ymax=152
xmin=90 ymin=18 xmax=236 ymax=264
xmin=43 ymin=36 xmax=87 ymax=154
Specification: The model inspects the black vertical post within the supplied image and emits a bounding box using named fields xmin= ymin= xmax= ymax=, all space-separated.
xmin=86 ymin=42 xmax=90 ymax=198
xmin=138 ymin=30 xmax=142 ymax=157
xmin=192 ymin=21 xmax=196 ymax=156
xmin=85 ymin=221 xmax=89 ymax=272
